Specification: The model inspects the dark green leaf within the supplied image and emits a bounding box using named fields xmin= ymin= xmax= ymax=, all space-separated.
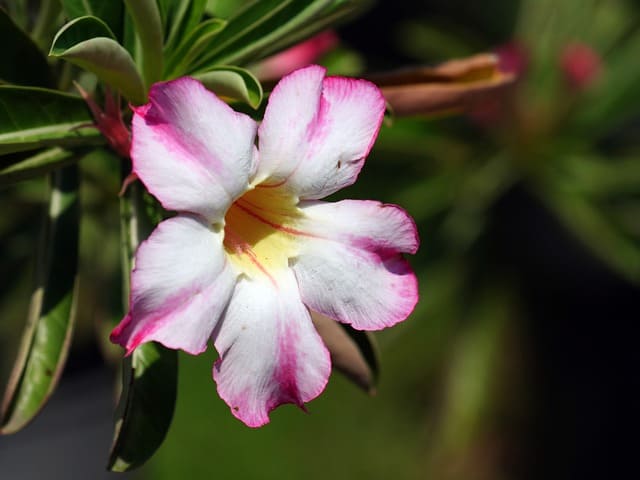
xmin=108 ymin=182 xmax=177 ymax=471
xmin=204 ymin=0 xmax=253 ymax=18
xmin=0 ymin=166 xmax=80 ymax=434
xmin=122 ymin=8 xmax=138 ymax=61
xmin=49 ymin=16 xmax=146 ymax=104
xmin=51 ymin=14 xmax=117 ymax=47
xmin=0 ymin=86 xmax=103 ymax=155
xmin=254 ymin=0 xmax=372 ymax=64
xmin=196 ymin=0 xmax=310 ymax=59
xmin=191 ymin=0 xmax=326 ymax=70
xmin=0 ymin=147 xmax=79 ymax=185
xmin=195 ymin=66 xmax=263 ymax=108
xmin=192 ymin=0 xmax=370 ymax=70
xmin=108 ymin=342 xmax=178 ymax=471
xmin=123 ymin=0 xmax=164 ymax=86
xmin=61 ymin=0 xmax=124 ymax=41
xmin=160 ymin=0 xmax=208 ymax=52
xmin=165 ymin=18 xmax=227 ymax=78
xmin=0 ymin=8 xmax=53 ymax=87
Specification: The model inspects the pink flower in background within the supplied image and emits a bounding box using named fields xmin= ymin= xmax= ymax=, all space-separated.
xmin=560 ymin=42 xmax=602 ymax=90
xmin=110 ymin=65 xmax=419 ymax=427
xmin=495 ymin=41 xmax=529 ymax=77
xmin=254 ymin=31 xmax=338 ymax=80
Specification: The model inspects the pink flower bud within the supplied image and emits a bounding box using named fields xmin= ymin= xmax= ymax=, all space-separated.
xmin=495 ymin=41 xmax=529 ymax=77
xmin=560 ymin=43 xmax=602 ymax=90
xmin=254 ymin=31 xmax=338 ymax=80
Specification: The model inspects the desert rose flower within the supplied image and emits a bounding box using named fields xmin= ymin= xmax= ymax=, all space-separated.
xmin=110 ymin=65 xmax=419 ymax=427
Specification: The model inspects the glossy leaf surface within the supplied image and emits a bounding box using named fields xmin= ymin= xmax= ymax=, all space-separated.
xmin=191 ymin=0 xmax=331 ymax=70
xmin=0 ymin=148 xmax=80 ymax=186
xmin=50 ymin=16 xmax=146 ymax=104
xmin=255 ymin=0 xmax=371 ymax=62
xmin=0 ymin=166 xmax=80 ymax=434
xmin=0 ymin=86 xmax=103 ymax=155
xmin=195 ymin=65 xmax=263 ymax=108
xmin=160 ymin=0 xmax=208 ymax=51
xmin=164 ymin=18 xmax=227 ymax=77
xmin=123 ymin=0 xmax=164 ymax=86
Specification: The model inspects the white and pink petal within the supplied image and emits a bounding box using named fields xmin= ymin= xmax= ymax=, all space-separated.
xmin=111 ymin=215 xmax=237 ymax=355
xmin=212 ymin=272 xmax=330 ymax=427
xmin=292 ymin=239 xmax=418 ymax=331
xmin=290 ymin=199 xmax=418 ymax=330
xmin=131 ymin=77 xmax=257 ymax=222
xmin=256 ymin=65 xmax=386 ymax=199
xmin=298 ymin=199 xmax=419 ymax=254
xmin=255 ymin=65 xmax=325 ymax=183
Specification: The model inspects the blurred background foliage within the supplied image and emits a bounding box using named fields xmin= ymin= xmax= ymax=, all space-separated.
xmin=1 ymin=0 xmax=639 ymax=479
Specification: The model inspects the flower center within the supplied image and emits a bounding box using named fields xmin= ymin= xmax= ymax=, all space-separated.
xmin=223 ymin=187 xmax=302 ymax=280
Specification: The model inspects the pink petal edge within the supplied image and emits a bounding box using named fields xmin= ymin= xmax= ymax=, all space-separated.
xmin=130 ymin=77 xmax=256 ymax=222
xmin=212 ymin=275 xmax=331 ymax=427
xmin=110 ymin=215 xmax=236 ymax=355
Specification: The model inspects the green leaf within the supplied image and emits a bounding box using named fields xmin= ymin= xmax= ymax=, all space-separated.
xmin=256 ymin=0 xmax=372 ymax=63
xmin=49 ymin=16 xmax=146 ymax=104
xmin=121 ymin=7 xmax=139 ymax=61
xmin=160 ymin=0 xmax=208 ymax=52
xmin=191 ymin=0 xmax=332 ymax=71
xmin=108 ymin=182 xmax=177 ymax=471
xmin=123 ymin=0 xmax=164 ymax=86
xmin=0 ymin=147 xmax=79 ymax=185
xmin=0 ymin=86 xmax=103 ymax=155
xmin=51 ymin=14 xmax=117 ymax=47
xmin=0 ymin=166 xmax=80 ymax=434
xmin=205 ymin=0 xmax=253 ymax=18
xmin=108 ymin=342 xmax=178 ymax=471
xmin=61 ymin=0 xmax=124 ymax=41
xmin=191 ymin=0 xmax=371 ymax=72
xmin=0 ymin=8 xmax=53 ymax=87
xmin=165 ymin=18 xmax=227 ymax=77
xmin=195 ymin=66 xmax=263 ymax=108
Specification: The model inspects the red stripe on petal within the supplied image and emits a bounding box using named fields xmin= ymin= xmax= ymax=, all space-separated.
xmin=234 ymin=200 xmax=319 ymax=239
